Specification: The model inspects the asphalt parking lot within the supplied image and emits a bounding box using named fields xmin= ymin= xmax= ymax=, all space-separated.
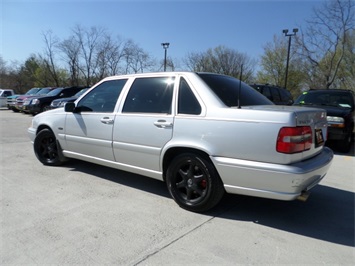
xmin=1 ymin=108 xmax=354 ymax=265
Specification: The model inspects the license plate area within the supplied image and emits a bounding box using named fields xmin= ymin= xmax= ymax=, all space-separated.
xmin=315 ymin=128 xmax=324 ymax=147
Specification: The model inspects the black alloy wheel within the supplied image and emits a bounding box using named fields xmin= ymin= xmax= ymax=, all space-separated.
xmin=34 ymin=128 xmax=63 ymax=166
xmin=166 ymin=153 xmax=225 ymax=212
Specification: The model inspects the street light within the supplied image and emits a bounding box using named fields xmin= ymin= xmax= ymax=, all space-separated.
xmin=283 ymin=28 xmax=298 ymax=89
xmin=161 ymin=42 xmax=170 ymax=71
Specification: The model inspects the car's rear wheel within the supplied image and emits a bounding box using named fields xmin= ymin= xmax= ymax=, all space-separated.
xmin=34 ymin=128 xmax=65 ymax=166
xmin=166 ymin=153 xmax=225 ymax=212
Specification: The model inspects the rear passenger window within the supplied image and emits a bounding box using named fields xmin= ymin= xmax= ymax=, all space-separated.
xmin=122 ymin=77 xmax=174 ymax=114
xmin=178 ymin=78 xmax=201 ymax=115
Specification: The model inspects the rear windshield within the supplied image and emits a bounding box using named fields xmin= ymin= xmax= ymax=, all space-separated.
xmin=197 ymin=73 xmax=273 ymax=107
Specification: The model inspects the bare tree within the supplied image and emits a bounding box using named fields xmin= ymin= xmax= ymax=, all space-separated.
xmin=59 ymin=36 xmax=81 ymax=86
xmin=296 ymin=0 xmax=355 ymax=89
xmin=41 ymin=30 xmax=62 ymax=86
xmin=336 ymin=29 xmax=355 ymax=90
xmin=72 ymin=25 xmax=106 ymax=86
xmin=123 ymin=40 xmax=155 ymax=74
xmin=184 ymin=45 xmax=256 ymax=82
xmin=96 ymin=35 xmax=128 ymax=79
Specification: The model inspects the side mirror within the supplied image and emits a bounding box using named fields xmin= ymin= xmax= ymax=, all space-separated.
xmin=64 ymin=102 xmax=76 ymax=112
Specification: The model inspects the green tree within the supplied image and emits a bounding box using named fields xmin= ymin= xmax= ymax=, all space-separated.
xmin=256 ymin=35 xmax=305 ymax=97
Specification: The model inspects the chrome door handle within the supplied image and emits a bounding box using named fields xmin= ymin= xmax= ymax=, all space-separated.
xmin=154 ymin=120 xmax=173 ymax=128
xmin=100 ymin=117 xmax=114 ymax=124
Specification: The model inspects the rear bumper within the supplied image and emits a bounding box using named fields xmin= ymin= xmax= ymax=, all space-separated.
xmin=211 ymin=147 xmax=333 ymax=200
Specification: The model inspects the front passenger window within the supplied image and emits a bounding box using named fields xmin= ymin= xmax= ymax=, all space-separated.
xmin=76 ymin=79 xmax=127 ymax=112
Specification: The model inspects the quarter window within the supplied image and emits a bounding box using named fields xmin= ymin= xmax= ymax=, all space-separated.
xmin=178 ymin=78 xmax=201 ymax=115
xmin=122 ymin=77 xmax=174 ymax=114
xmin=76 ymin=79 xmax=127 ymax=112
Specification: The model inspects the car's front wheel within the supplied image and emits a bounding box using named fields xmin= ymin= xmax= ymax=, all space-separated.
xmin=337 ymin=132 xmax=352 ymax=153
xmin=34 ymin=128 xmax=65 ymax=166
xmin=42 ymin=104 xmax=50 ymax=112
xmin=166 ymin=153 xmax=225 ymax=212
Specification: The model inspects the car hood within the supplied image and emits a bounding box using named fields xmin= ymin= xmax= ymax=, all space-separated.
xmin=36 ymin=106 xmax=65 ymax=117
xmin=34 ymin=95 xmax=59 ymax=101
xmin=294 ymin=104 xmax=352 ymax=117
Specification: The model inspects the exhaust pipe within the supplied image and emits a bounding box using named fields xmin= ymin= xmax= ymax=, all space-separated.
xmin=297 ymin=191 xmax=310 ymax=202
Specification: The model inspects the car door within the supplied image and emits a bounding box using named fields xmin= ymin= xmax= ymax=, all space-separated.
xmin=64 ymin=79 xmax=128 ymax=160
xmin=113 ymin=76 xmax=175 ymax=173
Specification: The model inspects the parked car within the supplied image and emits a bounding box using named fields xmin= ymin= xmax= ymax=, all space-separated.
xmin=0 ymin=89 xmax=15 ymax=108
xmin=6 ymin=95 xmax=20 ymax=110
xmin=293 ymin=89 xmax=355 ymax=153
xmin=49 ymin=88 xmax=89 ymax=109
xmin=22 ymin=88 xmax=56 ymax=114
xmin=13 ymin=88 xmax=45 ymax=112
xmin=28 ymin=72 xmax=333 ymax=212
xmin=27 ymin=86 xmax=85 ymax=115
xmin=249 ymin=84 xmax=293 ymax=105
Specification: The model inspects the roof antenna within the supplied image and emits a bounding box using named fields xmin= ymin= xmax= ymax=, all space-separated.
xmin=238 ymin=64 xmax=243 ymax=109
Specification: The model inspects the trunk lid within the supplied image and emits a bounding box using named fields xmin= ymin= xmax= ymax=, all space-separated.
xmin=245 ymin=105 xmax=328 ymax=163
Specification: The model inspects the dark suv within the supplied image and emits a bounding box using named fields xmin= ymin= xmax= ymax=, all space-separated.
xmin=27 ymin=86 xmax=85 ymax=115
xmin=293 ymin=89 xmax=355 ymax=153
xmin=249 ymin=84 xmax=294 ymax=105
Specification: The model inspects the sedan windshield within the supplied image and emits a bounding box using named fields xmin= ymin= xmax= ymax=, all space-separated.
xmin=197 ymin=73 xmax=273 ymax=107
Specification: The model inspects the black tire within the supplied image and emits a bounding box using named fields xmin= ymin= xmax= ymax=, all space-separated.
xmin=166 ymin=153 xmax=225 ymax=212
xmin=34 ymin=128 xmax=65 ymax=166
xmin=337 ymin=132 xmax=352 ymax=153
xmin=42 ymin=104 xmax=50 ymax=112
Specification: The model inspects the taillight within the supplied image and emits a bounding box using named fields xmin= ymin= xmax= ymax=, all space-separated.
xmin=277 ymin=126 xmax=312 ymax=154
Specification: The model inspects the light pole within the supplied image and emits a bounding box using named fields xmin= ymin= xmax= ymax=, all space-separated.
xmin=161 ymin=42 xmax=170 ymax=71
xmin=282 ymin=28 xmax=298 ymax=89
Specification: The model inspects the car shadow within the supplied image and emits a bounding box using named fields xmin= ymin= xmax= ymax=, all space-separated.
xmin=64 ymin=159 xmax=354 ymax=247
xmin=209 ymin=185 xmax=355 ymax=247
xmin=66 ymin=159 xmax=170 ymax=198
